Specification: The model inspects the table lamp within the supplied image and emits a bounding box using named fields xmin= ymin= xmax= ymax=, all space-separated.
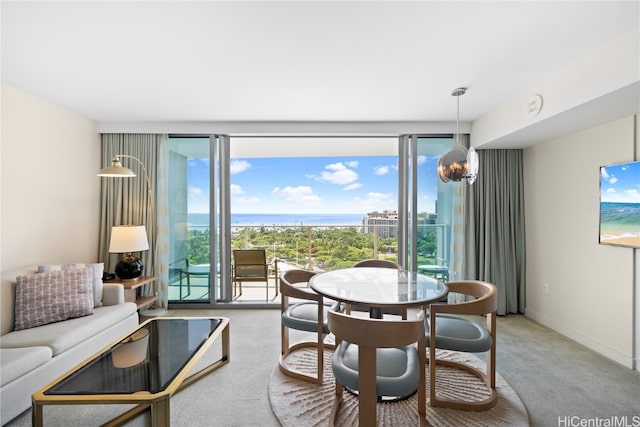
xmin=109 ymin=225 xmax=149 ymax=281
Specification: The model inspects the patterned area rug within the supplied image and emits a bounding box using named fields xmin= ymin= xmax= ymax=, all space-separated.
xmin=269 ymin=347 xmax=529 ymax=426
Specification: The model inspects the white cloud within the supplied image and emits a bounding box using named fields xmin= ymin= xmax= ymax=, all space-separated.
xmin=601 ymin=167 xmax=618 ymax=184
xmin=230 ymin=184 xmax=244 ymax=195
xmin=374 ymin=165 xmax=389 ymax=176
xmin=624 ymin=189 xmax=640 ymax=201
xmin=602 ymin=187 xmax=640 ymax=203
xmin=230 ymin=184 xmax=260 ymax=206
xmin=317 ymin=162 xmax=359 ymax=185
xmin=230 ymin=159 xmax=251 ymax=175
xmin=272 ymin=186 xmax=322 ymax=206
xmin=417 ymin=155 xmax=427 ymax=165
xmin=188 ymin=187 xmax=209 ymax=212
xmin=233 ymin=196 xmax=261 ymax=204
xmin=346 ymin=161 xmax=359 ymax=168
xmin=188 ymin=187 xmax=202 ymax=197
xmin=343 ymin=183 xmax=362 ymax=191
xmin=346 ymin=192 xmax=395 ymax=212
xmin=188 ymin=158 xmax=210 ymax=168
xmin=229 ymin=184 xmax=262 ymax=205
xmin=366 ymin=192 xmax=393 ymax=201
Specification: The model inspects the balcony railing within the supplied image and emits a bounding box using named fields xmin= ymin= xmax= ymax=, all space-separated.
xmin=169 ymin=223 xmax=449 ymax=302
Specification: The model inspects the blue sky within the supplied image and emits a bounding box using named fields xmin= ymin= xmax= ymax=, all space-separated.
xmin=601 ymin=161 xmax=640 ymax=204
xmin=188 ymin=155 xmax=439 ymax=214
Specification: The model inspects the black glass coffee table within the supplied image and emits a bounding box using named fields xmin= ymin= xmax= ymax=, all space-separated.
xmin=32 ymin=317 xmax=229 ymax=427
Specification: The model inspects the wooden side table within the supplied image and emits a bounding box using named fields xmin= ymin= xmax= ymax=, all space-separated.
xmin=107 ymin=276 xmax=157 ymax=311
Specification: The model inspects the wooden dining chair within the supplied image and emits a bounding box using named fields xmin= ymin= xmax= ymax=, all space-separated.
xmin=352 ymin=259 xmax=402 ymax=269
xmin=328 ymin=310 xmax=426 ymax=427
xmin=279 ymin=268 xmax=339 ymax=385
xmin=350 ymin=259 xmax=407 ymax=319
xmin=426 ymin=280 xmax=498 ymax=411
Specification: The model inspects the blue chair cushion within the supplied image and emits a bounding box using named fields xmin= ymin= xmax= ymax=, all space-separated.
xmin=425 ymin=314 xmax=492 ymax=353
xmin=332 ymin=342 xmax=419 ymax=398
xmin=282 ymin=302 xmax=333 ymax=334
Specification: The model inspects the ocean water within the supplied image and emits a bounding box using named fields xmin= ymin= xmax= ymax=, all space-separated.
xmin=600 ymin=202 xmax=640 ymax=239
xmin=188 ymin=213 xmax=365 ymax=227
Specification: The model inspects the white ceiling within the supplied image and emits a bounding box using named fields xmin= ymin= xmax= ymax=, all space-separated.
xmin=2 ymin=1 xmax=638 ymax=147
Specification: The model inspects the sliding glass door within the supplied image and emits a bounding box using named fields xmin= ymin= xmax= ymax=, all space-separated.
xmin=399 ymin=135 xmax=455 ymax=279
xmin=167 ymin=136 xmax=212 ymax=304
xmin=167 ymin=134 xmax=455 ymax=308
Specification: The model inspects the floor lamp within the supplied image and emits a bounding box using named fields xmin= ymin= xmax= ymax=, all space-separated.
xmin=98 ymin=154 xmax=166 ymax=316
xmin=98 ymin=155 xmax=153 ymax=217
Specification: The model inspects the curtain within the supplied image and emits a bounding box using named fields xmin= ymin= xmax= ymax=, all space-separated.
xmin=155 ymin=136 xmax=170 ymax=309
xmin=99 ymin=134 xmax=163 ymax=301
xmin=466 ymin=149 xmax=526 ymax=315
xmin=448 ymin=134 xmax=471 ymax=303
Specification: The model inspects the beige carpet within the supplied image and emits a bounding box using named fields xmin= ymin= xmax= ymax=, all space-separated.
xmin=269 ymin=348 xmax=529 ymax=427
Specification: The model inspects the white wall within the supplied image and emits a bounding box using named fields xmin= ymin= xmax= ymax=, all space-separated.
xmin=1 ymin=84 xmax=101 ymax=331
xmin=524 ymin=116 xmax=636 ymax=368
xmin=472 ymin=27 xmax=639 ymax=149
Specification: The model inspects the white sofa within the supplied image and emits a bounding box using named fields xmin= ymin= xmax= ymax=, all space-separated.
xmin=0 ymin=267 xmax=139 ymax=425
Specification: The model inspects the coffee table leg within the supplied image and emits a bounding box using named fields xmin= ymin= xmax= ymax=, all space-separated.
xmin=222 ymin=321 xmax=230 ymax=361
xmin=150 ymin=396 xmax=170 ymax=427
xmin=32 ymin=401 xmax=43 ymax=427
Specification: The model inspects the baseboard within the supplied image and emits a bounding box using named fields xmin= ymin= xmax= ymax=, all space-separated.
xmin=525 ymin=309 xmax=635 ymax=370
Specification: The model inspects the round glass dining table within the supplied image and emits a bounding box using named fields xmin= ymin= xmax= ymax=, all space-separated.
xmin=309 ymin=267 xmax=448 ymax=318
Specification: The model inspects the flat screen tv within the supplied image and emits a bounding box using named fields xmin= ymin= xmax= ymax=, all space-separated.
xmin=599 ymin=160 xmax=640 ymax=248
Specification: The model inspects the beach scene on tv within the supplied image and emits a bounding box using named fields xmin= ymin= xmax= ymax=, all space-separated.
xmin=600 ymin=160 xmax=640 ymax=248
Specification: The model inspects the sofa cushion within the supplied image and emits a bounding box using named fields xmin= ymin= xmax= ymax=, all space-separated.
xmin=37 ymin=263 xmax=104 ymax=307
xmin=14 ymin=269 xmax=95 ymax=331
xmin=0 ymin=347 xmax=52 ymax=386
xmin=1 ymin=302 xmax=137 ymax=356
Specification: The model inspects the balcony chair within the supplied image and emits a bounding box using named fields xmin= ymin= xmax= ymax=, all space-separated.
xmin=328 ymin=310 xmax=426 ymax=427
xmin=232 ymin=249 xmax=276 ymax=301
xmin=169 ymin=258 xmax=210 ymax=299
xmin=426 ymin=280 xmax=498 ymax=411
xmin=279 ymin=268 xmax=339 ymax=385
xmin=350 ymin=259 xmax=407 ymax=319
xmin=417 ymin=257 xmax=449 ymax=283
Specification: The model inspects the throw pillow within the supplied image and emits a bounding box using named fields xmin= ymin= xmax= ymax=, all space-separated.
xmin=14 ymin=268 xmax=95 ymax=331
xmin=73 ymin=263 xmax=104 ymax=307
xmin=37 ymin=263 xmax=104 ymax=307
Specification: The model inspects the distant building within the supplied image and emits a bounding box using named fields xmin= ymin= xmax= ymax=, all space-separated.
xmin=363 ymin=211 xmax=438 ymax=239
xmin=363 ymin=210 xmax=398 ymax=238
xmin=417 ymin=212 xmax=438 ymax=226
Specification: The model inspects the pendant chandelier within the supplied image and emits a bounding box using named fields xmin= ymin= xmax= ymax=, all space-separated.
xmin=437 ymin=87 xmax=479 ymax=185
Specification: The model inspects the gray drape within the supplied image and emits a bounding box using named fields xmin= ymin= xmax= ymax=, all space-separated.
xmin=465 ymin=149 xmax=526 ymax=315
xmin=99 ymin=134 xmax=161 ymax=298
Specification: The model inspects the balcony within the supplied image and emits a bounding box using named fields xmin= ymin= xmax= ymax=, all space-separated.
xmin=168 ymin=223 xmax=448 ymax=303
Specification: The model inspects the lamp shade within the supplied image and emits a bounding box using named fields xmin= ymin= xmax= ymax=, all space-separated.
xmin=437 ymin=144 xmax=470 ymax=183
xmin=437 ymin=87 xmax=479 ymax=185
xmin=98 ymin=158 xmax=136 ymax=177
xmin=109 ymin=226 xmax=149 ymax=253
